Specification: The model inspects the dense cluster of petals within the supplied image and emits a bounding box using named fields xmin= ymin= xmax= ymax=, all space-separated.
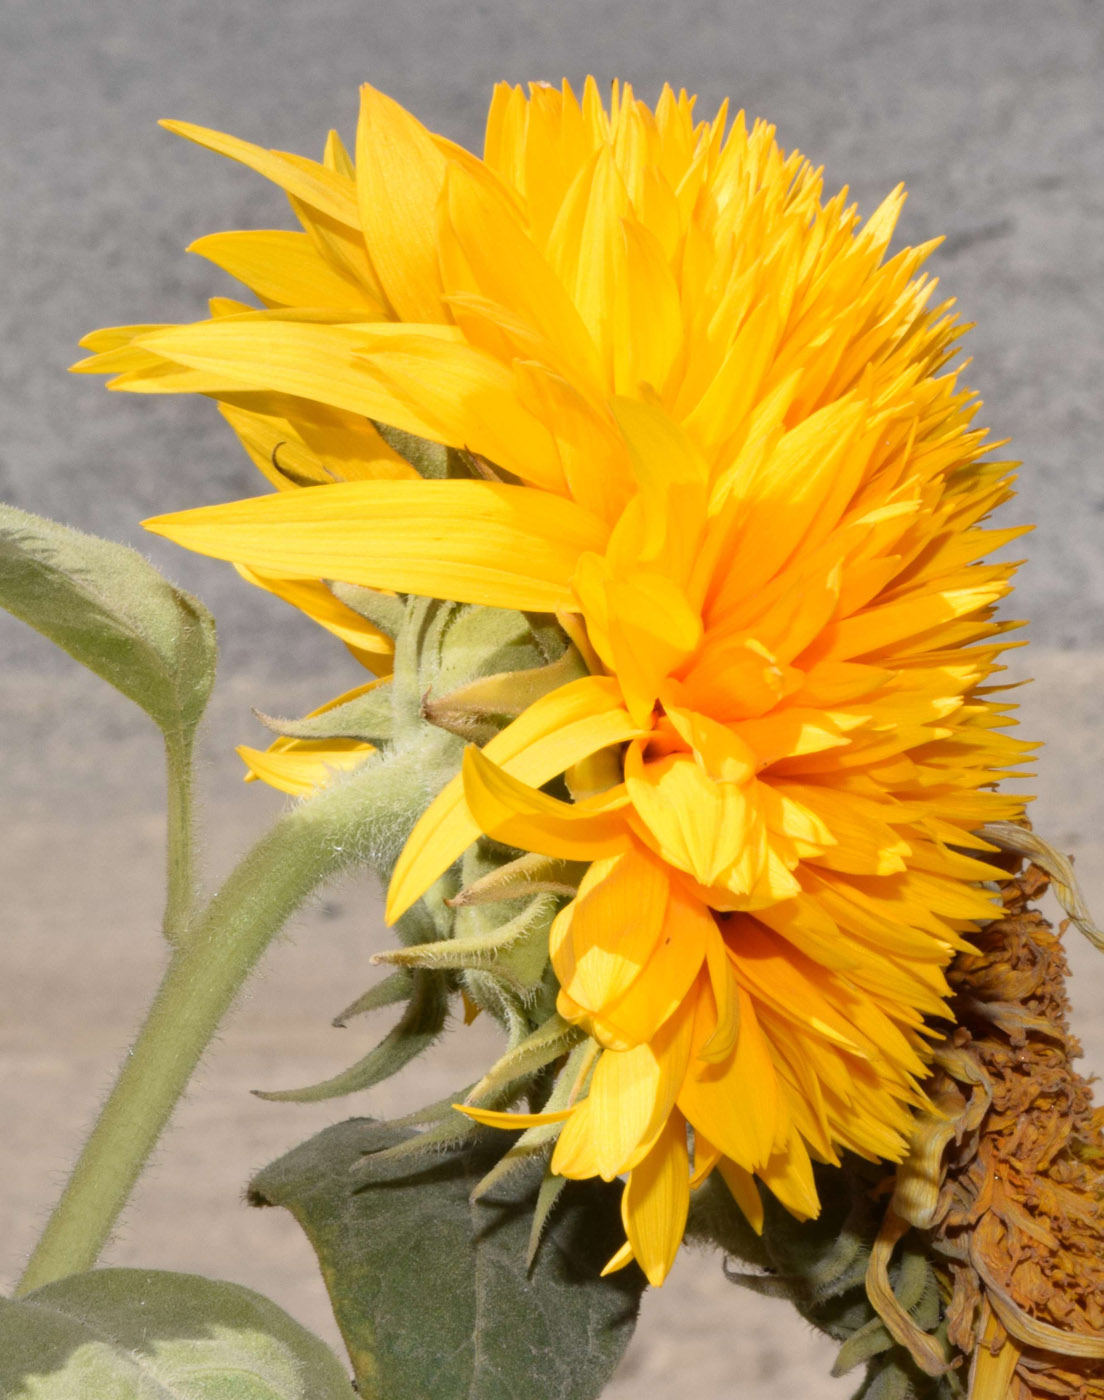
xmin=78 ymin=79 xmax=1032 ymax=1284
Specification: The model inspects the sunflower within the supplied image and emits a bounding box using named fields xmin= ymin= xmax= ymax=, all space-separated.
xmin=77 ymin=79 xmax=1033 ymax=1285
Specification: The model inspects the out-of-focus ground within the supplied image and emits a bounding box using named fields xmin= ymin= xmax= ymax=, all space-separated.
xmin=2 ymin=1 xmax=1101 ymax=1395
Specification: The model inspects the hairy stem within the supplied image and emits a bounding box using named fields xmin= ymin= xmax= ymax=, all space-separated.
xmin=16 ymin=749 xmax=423 ymax=1295
xmin=162 ymin=729 xmax=198 ymax=943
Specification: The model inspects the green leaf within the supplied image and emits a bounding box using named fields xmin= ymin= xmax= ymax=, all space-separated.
xmin=0 ymin=504 xmax=216 ymax=737
xmin=0 ymin=1267 xmax=350 ymax=1399
xmin=249 ymin=1118 xmax=645 ymax=1400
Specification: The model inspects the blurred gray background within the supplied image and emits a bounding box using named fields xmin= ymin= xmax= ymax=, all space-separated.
xmin=1 ymin=1 xmax=1101 ymax=1395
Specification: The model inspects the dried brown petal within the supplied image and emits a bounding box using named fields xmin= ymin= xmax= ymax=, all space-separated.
xmin=869 ymin=855 xmax=1104 ymax=1398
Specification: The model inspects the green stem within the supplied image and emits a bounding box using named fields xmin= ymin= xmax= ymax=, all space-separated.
xmin=15 ymin=749 xmax=422 ymax=1296
xmin=162 ymin=730 xmax=197 ymax=943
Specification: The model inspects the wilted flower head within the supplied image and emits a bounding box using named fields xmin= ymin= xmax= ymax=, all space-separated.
xmin=870 ymin=860 xmax=1104 ymax=1397
xmin=78 ymin=79 xmax=1032 ymax=1284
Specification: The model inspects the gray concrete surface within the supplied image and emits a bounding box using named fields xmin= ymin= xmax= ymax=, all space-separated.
xmin=1 ymin=1 xmax=1101 ymax=1395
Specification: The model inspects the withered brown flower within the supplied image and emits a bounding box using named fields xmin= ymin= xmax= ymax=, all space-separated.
xmin=872 ymin=846 xmax=1104 ymax=1399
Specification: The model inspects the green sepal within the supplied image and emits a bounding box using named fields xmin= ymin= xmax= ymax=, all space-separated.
xmin=831 ymin=1247 xmax=940 ymax=1376
xmin=450 ymin=851 xmax=585 ymax=905
xmin=423 ymin=646 xmax=585 ymax=741
xmin=253 ymin=969 xmax=449 ymax=1103
xmin=257 ymin=680 xmax=394 ymax=744
xmin=0 ymin=1267 xmax=350 ymax=1399
xmin=850 ymin=1343 xmax=958 ymax=1400
xmin=327 ymin=580 xmax=406 ymax=638
xmin=372 ymin=422 xmax=456 ymax=479
xmin=375 ymin=892 xmax=558 ymax=988
xmin=248 ymin=1118 xmax=645 ymax=1400
xmin=0 ymin=502 xmax=216 ymax=739
xmin=527 ymin=1168 xmax=569 ymax=1268
xmin=331 ymin=967 xmax=414 ymax=1028
xmin=429 ymin=602 xmax=561 ymax=699
xmin=470 ymin=1119 xmax=562 ymax=1201
xmin=349 ymin=1106 xmax=489 ymax=1181
xmin=466 ymin=1013 xmax=583 ymax=1105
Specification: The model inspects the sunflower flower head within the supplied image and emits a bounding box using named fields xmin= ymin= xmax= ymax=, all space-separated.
xmin=79 ymin=78 xmax=1034 ymax=1286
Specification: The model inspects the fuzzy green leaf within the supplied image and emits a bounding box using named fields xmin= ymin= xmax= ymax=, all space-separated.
xmin=0 ymin=1267 xmax=350 ymax=1399
xmin=249 ymin=1118 xmax=645 ymax=1400
xmin=0 ymin=504 xmax=216 ymax=737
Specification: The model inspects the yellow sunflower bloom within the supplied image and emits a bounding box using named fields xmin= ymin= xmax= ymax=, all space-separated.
xmin=79 ymin=79 xmax=1033 ymax=1286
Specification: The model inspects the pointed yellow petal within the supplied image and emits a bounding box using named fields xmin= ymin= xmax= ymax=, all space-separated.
xmin=145 ymin=479 xmax=607 ymax=612
xmin=716 ymin=1158 xmax=765 ymax=1234
xmin=355 ymin=84 xmax=448 ymax=322
xmin=757 ymin=1130 xmax=820 ymax=1219
xmin=620 ymin=1113 xmax=690 ymax=1286
xmin=216 ymin=400 xmax=414 ymax=491
xmin=699 ymin=926 xmax=741 ymax=1063
xmin=625 ymin=747 xmax=760 ymax=891
xmin=234 ymin=565 xmax=394 ymax=671
xmin=133 ymin=320 xmax=458 ymax=432
xmin=599 ymin=1240 xmax=636 ymax=1277
xmin=161 ymin=119 xmax=359 ymax=225
xmin=585 ymin=1044 xmax=669 ymax=1179
xmin=237 ymin=738 xmax=374 ymax=796
xmin=189 ymin=230 xmax=383 ymax=312
xmin=456 ymin=1104 xmax=576 ymax=1129
xmin=441 ymin=159 xmax=604 ymax=391
xmin=461 ymin=746 xmax=630 ymax=861
xmin=589 ymin=883 xmax=710 ymax=1047
xmin=557 ymin=845 xmax=669 ymax=1015
xmin=387 ymin=677 xmax=643 ymax=922
xmin=678 ymin=985 xmax=778 ymax=1171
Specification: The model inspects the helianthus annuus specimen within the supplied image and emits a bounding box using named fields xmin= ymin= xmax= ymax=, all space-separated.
xmin=77 ymin=79 xmax=1032 ymax=1286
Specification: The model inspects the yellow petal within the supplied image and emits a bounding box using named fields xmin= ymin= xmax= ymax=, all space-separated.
xmin=557 ymin=845 xmax=669 ymax=1014
xmin=216 ymin=401 xmax=414 ymax=491
xmin=237 ymin=738 xmax=374 ymax=796
xmin=456 ymin=1104 xmax=576 ymax=1129
xmin=699 ymin=926 xmax=741 ymax=1063
xmin=441 ymin=160 xmax=604 ymax=391
xmin=387 ymin=677 xmax=643 ymax=922
xmin=132 ymin=320 xmax=458 ymax=432
xmin=461 ymin=746 xmax=630 ymax=861
xmin=678 ymin=985 xmax=778 ymax=1171
xmin=189 ymin=230 xmax=383 ymax=312
xmin=599 ymin=1240 xmax=637 ymax=1277
xmin=625 ymin=747 xmax=761 ymax=891
xmin=620 ymin=1112 xmax=690 ymax=1287
xmin=584 ymin=1036 xmax=681 ymax=1179
xmin=161 ymin=119 xmax=360 ymax=225
xmin=234 ymin=566 xmax=394 ymax=672
xmin=512 ymin=363 xmax=633 ymax=525
xmin=757 ymin=1130 xmax=820 ymax=1220
xmin=355 ymin=83 xmax=448 ymax=322
xmin=588 ymin=882 xmax=711 ymax=1047
xmin=145 ymin=478 xmax=607 ymax=612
